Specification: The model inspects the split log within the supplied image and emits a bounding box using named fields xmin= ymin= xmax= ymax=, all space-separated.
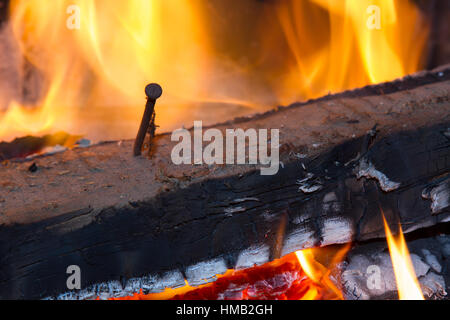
xmin=0 ymin=67 xmax=449 ymax=299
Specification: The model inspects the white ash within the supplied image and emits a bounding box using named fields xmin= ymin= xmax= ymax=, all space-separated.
xmin=296 ymin=173 xmax=323 ymax=194
xmin=422 ymin=178 xmax=450 ymax=214
xmin=340 ymin=253 xmax=395 ymax=300
xmin=340 ymin=235 xmax=450 ymax=300
xmin=154 ymin=270 xmax=189 ymax=290
xmin=280 ymin=227 xmax=315 ymax=256
xmin=411 ymin=254 xmax=432 ymax=277
xmin=421 ymin=249 xmax=442 ymax=273
xmin=341 ymin=252 xmax=432 ymax=300
xmin=51 ymin=270 xmax=187 ymax=300
xmin=26 ymin=145 xmax=68 ymax=160
xmin=224 ymin=206 xmax=246 ymax=216
xmin=321 ymin=218 xmax=354 ymax=246
xmin=298 ymin=184 xmax=322 ymax=194
xmin=235 ymin=245 xmax=270 ymax=270
xmin=185 ymin=258 xmax=228 ymax=286
xmin=55 ymin=280 xmax=126 ymax=300
xmin=297 ymin=172 xmax=314 ymax=183
xmin=355 ymin=158 xmax=401 ymax=192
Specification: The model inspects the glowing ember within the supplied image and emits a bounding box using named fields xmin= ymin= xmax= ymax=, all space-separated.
xmin=0 ymin=0 xmax=429 ymax=142
xmin=109 ymin=245 xmax=350 ymax=301
xmin=382 ymin=215 xmax=425 ymax=300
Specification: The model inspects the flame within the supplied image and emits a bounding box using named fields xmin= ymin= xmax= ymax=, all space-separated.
xmin=295 ymin=244 xmax=350 ymax=300
xmin=0 ymin=0 xmax=429 ymax=142
xmin=271 ymin=0 xmax=429 ymax=102
xmin=2 ymin=0 xmax=213 ymax=142
xmin=382 ymin=215 xmax=424 ymax=300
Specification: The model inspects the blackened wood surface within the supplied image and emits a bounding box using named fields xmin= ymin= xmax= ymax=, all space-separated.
xmin=0 ymin=68 xmax=449 ymax=299
xmin=0 ymin=132 xmax=79 ymax=161
xmin=0 ymin=1 xmax=8 ymax=25
xmin=424 ymin=0 xmax=450 ymax=68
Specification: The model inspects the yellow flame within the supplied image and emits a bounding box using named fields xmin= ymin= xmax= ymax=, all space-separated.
xmin=0 ymin=0 xmax=429 ymax=142
xmin=382 ymin=215 xmax=424 ymax=300
xmin=296 ymin=249 xmax=322 ymax=283
xmin=272 ymin=0 xmax=428 ymax=102
xmin=295 ymin=245 xmax=350 ymax=300
xmin=2 ymin=0 xmax=211 ymax=142
xmin=300 ymin=286 xmax=319 ymax=301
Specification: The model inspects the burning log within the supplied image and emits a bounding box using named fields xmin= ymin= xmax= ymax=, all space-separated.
xmin=0 ymin=67 xmax=449 ymax=299
xmin=108 ymin=226 xmax=450 ymax=300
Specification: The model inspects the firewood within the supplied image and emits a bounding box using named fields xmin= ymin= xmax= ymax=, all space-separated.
xmin=0 ymin=67 xmax=449 ymax=299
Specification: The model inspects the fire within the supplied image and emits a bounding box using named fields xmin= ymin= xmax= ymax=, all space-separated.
xmin=272 ymin=0 xmax=429 ymax=101
xmin=0 ymin=0 xmax=429 ymax=142
xmin=2 ymin=0 xmax=210 ymax=142
xmin=382 ymin=215 xmax=424 ymax=300
xmin=109 ymin=245 xmax=350 ymax=300
xmin=295 ymin=246 xmax=349 ymax=300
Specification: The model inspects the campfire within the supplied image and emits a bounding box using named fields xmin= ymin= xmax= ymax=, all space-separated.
xmin=0 ymin=0 xmax=448 ymax=301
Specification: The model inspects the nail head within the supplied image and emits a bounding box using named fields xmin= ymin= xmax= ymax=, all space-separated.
xmin=145 ymin=83 xmax=163 ymax=100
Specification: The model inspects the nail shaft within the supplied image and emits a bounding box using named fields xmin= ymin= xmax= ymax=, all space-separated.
xmin=133 ymin=83 xmax=162 ymax=156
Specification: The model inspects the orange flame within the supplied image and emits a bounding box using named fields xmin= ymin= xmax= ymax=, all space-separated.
xmin=382 ymin=215 xmax=424 ymax=300
xmin=0 ymin=0 xmax=429 ymax=142
xmin=2 ymin=0 xmax=211 ymax=142
xmin=295 ymin=244 xmax=350 ymax=300
xmin=272 ymin=0 xmax=428 ymax=102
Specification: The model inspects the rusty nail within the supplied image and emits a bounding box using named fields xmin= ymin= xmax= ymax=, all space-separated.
xmin=133 ymin=83 xmax=163 ymax=156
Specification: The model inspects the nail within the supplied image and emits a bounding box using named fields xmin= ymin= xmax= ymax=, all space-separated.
xmin=133 ymin=83 xmax=163 ymax=156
